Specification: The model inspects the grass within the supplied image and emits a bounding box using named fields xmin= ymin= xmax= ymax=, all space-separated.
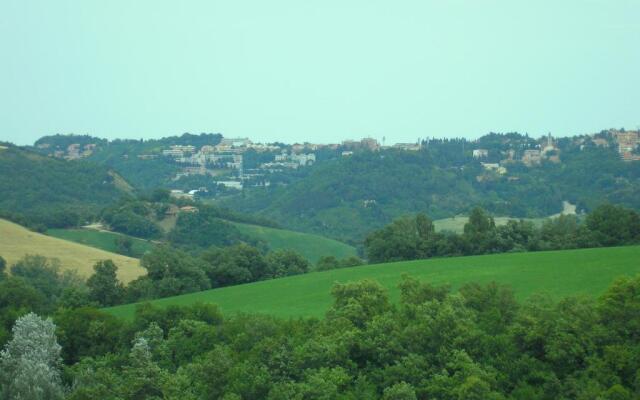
xmin=47 ymin=228 xmax=155 ymax=258
xmin=232 ymin=222 xmax=358 ymax=263
xmin=0 ymin=219 xmax=145 ymax=283
xmin=105 ymin=245 xmax=640 ymax=320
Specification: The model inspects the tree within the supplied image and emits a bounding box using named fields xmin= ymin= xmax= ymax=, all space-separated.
xmin=265 ymin=250 xmax=309 ymax=278
xmin=316 ymin=256 xmax=340 ymax=271
xmin=201 ymin=244 xmax=267 ymax=287
xmin=0 ymin=256 xmax=6 ymax=279
xmin=416 ymin=213 xmax=435 ymax=241
xmin=364 ymin=217 xmax=421 ymax=263
xmin=120 ymin=338 xmax=166 ymax=399
xmin=86 ymin=260 xmax=124 ymax=307
xmin=464 ymin=207 xmax=496 ymax=236
xmin=327 ymin=280 xmax=391 ymax=328
xmin=115 ymin=236 xmax=134 ymax=256
xmin=382 ymin=382 xmax=417 ymax=400
xmin=586 ymin=204 xmax=640 ymax=246
xmin=0 ymin=313 xmax=64 ymax=400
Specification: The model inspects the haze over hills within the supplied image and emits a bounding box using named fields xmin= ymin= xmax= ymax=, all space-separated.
xmin=3 ymin=1 xmax=640 ymax=397
xmin=8 ymin=129 xmax=640 ymax=241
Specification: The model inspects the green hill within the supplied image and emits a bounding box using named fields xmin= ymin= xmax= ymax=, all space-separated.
xmin=106 ymin=245 xmax=640 ymax=320
xmin=232 ymin=222 xmax=357 ymax=263
xmin=226 ymin=137 xmax=640 ymax=242
xmin=0 ymin=144 xmax=132 ymax=227
xmin=46 ymin=228 xmax=155 ymax=258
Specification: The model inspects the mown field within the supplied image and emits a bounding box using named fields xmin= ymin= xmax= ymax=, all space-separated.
xmin=0 ymin=219 xmax=145 ymax=283
xmin=232 ymin=222 xmax=358 ymax=263
xmin=47 ymin=228 xmax=155 ymax=258
xmin=106 ymin=245 xmax=640 ymax=320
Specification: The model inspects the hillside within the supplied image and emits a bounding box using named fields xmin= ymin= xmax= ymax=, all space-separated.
xmin=0 ymin=145 xmax=132 ymax=228
xmin=106 ymin=245 xmax=640 ymax=319
xmin=226 ymin=137 xmax=640 ymax=241
xmin=0 ymin=219 xmax=144 ymax=283
xmin=232 ymin=222 xmax=357 ymax=262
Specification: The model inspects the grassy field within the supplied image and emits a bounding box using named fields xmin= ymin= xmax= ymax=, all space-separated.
xmin=0 ymin=219 xmax=145 ymax=283
xmin=106 ymin=245 xmax=640 ymax=320
xmin=47 ymin=228 xmax=155 ymax=258
xmin=233 ymin=222 xmax=358 ymax=263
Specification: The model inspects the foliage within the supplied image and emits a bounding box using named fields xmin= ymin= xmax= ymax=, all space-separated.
xmin=0 ymin=313 xmax=64 ymax=400
xmin=86 ymin=260 xmax=125 ymax=307
xmin=105 ymin=245 xmax=640 ymax=320
xmin=64 ymin=275 xmax=640 ymax=398
xmin=226 ymin=134 xmax=640 ymax=242
xmin=168 ymin=206 xmax=259 ymax=250
xmin=264 ymin=249 xmax=310 ymax=278
xmin=0 ymin=146 xmax=129 ymax=229
xmin=10 ymin=255 xmax=85 ymax=311
xmin=365 ymin=205 xmax=640 ymax=263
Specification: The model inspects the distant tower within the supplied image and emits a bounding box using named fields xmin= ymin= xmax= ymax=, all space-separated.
xmin=547 ymin=132 xmax=553 ymax=147
xmin=382 ymin=136 xmax=386 ymax=147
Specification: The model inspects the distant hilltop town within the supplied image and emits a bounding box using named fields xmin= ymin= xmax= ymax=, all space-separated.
xmin=32 ymin=128 xmax=640 ymax=196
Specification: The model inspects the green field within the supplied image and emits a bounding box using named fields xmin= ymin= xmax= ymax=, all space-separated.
xmin=232 ymin=222 xmax=358 ymax=263
xmin=106 ymin=245 xmax=640 ymax=320
xmin=47 ymin=228 xmax=155 ymax=258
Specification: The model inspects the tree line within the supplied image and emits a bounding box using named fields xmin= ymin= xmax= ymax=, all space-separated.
xmin=2 ymin=267 xmax=640 ymax=399
xmin=365 ymin=204 xmax=640 ymax=263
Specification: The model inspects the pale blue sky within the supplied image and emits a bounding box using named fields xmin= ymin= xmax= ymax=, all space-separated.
xmin=1 ymin=0 xmax=638 ymax=145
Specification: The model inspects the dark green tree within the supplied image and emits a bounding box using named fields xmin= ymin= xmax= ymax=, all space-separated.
xmin=86 ymin=260 xmax=124 ymax=307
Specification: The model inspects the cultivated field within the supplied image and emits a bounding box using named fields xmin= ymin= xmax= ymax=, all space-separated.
xmin=106 ymin=245 xmax=640 ymax=319
xmin=0 ymin=219 xmax=145 ymax=283
xmin=47 ymin=228 xmax=155 ymax=258
xmin=232 ymin=222 xmax=358 ymax=263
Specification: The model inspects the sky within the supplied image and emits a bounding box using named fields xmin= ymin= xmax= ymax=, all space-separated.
xmin=0 ymin=0 xmax=639 ymax=146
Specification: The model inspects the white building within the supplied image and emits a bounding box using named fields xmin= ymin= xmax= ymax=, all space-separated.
xmin=473 ymin=149 xmax=489 ymax=159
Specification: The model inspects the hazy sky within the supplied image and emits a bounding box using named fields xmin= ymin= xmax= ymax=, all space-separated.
xmin=1 ymin=0 xmax=639 ymax=145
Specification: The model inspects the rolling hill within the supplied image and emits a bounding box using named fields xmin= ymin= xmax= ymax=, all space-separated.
xmin=105 ymin=245 xmax=640 ymax=319
xmin=232 ymin=222 xmax=357 ymax=263
xmin=0 ymin=144 xmax=132 ymax=227
xmin=0 ymin=219 xmax=145 ymax=283
xmin=226 ymin=138 xmax=640 ymax=242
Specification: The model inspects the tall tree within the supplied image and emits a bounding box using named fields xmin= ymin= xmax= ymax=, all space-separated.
xmin=0 ymin=313 xmax=64 ymax=400
xmin=86 ymin=260 xmax=124 ymax=307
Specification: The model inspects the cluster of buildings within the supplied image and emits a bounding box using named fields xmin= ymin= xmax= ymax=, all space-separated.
xmin=159 ymin=138 xmax=318 ymax=190
xmin=38 ymin=143 xmax=97 ymax=160
xmin=611 ymin=130 xmax=640 ymax=161
xmin=473 ymin=134 xmax=561 ymax=169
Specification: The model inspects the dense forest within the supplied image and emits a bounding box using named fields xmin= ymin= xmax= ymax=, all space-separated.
xmin=1 ymin=253 xmax=639 ymax=399
xmin=0 ymin=145 xmax=131 ymax=230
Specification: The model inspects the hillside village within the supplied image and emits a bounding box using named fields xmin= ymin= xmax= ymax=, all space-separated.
xmin=32 ymin=128 xmax=640 ymax=197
